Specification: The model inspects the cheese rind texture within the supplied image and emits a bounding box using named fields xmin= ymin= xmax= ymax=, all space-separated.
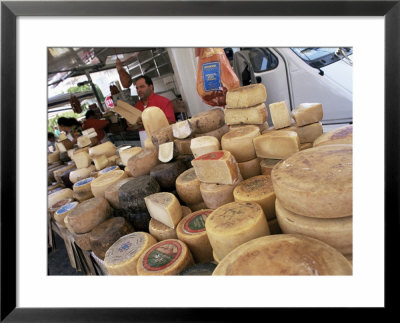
xmin=275 ymin=199 xmax=352 ymax=255
xmin=253 ymin=131 xmax=300 ymax=159
xmin=89 ymin=141 xmax=116 ymax=158
xmin=151 ymin=125 xmax=174 ymax=147
xmin=174 ymin=139 xmax=192 ymax=155
xmin=291 ymin=103 xmax=323 ymax=126
xmin=313 ymin=124 xmax=353 ymax=147
xmin=127 ymin=149 xmax=160 ymax=177
xmin=144 ymin=192 xmax=182 ymax=229
xmin=263 ymin=122 xmax=323 ymax=144
xmin=175 ymin=168 xmax=203 ymax=205
xmin=271 ymin=144 xmax=353 ymax=218
xmin=205 ymin=201 xmax=270 ymax=261
xmin=269 ymin=101 xmax=292 ymax=129
xmin=224 ymin=103 xmax=268 ymax=125
xmin=193 ymin=124 xmax=230 ymax=142
xmin=119 ymin=147 xmax=143 ymax=166
xmin=190 ymin=136 xmax=220 ymax=158
xmin=149 ymin=218 xmax=178 ymax=241
xmin=149 ymin=160 xmax=186 ymax=191
xmin=72 ymin=177 xmax=95 ymax=202
xmin=142 ymin=106 xmax=170 ymax=137
xmin=189 ymin=108 xmax=225 ymax=134
xmin=226 ymin=84 xmax=267 ymax=108
xmin=54 ymin=201 xmax=79 ymax=227
xmin=221 ymin=125 xmax=260 ymax=162
xmin=93 ymin=155 xmax=109 ymax=171
xmin=237 ymin=158 xmax=261 ymax=180
xmin=90 ymin=170 xmax=127 ymax=198
xmin=212 ymin=234 xmax=352 ymax=275
xmin=260 ymin=158 xmax=280 ymax=176
xmin=48 ymin=188 xmax=74 ymax=208
xmin=104 ymin=177 xmax=135 ymax=209
xmin=72 ymin=151 xmax=91 ymax=169
xmin=200 ymin=176 xmax=242 ymax=209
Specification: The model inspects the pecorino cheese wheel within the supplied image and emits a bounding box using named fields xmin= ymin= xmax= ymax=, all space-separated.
xmin=119 ymin=175 xmax=160 ymax=214
xmin=69 ymin=166 xmax=93 ymax=184
xmin=275 ymin=199 xmax=352 ymax=255
xmin=89 ymin=216 xmax=134 ymax=260
xmin=73 ymin=177 xmax=95 ymax=202
xmin=253 ymin=131 xmax=300 ymax=159
xmin=176 ymin=209 xmax=214 ymax=264
xmin=226 ymin=83 xmax=267 ymax=108
xmin=48 ymin=188 xmax=74 ymax=209
xmin=200 ymin=179 xmax=241 ymax=210
xmin=127 ymin=149 xmax=160 ymax=177
xmin=49 ymin=198 xmax=74 ymax=218
xmin=263 ymin=122 xmax=323 ymax=144
xmin=150 ymin=160 xmax=186 ymax=191
xmin=149 ymin=218 xmax=178 ymax=241
xmin=271 ymin=144 xmax=352 ymax=218
xmin=205 ymin=201 xmax=270 ymax=261
xmin=313 ymin=124 xmax=353 ymax=147
xmin=89 ymin=141 xmax=116 ymax=158
xmin=104 ymin=178 xmax=135 ymax=209
xmin=73 ymin=231 xmax=92 ymax=251
xmin=237 ymin=157 xmax=261 ymax=180
xmin=125 ymin=211 xmax=152 ymax=233
xmin=224 ymin=103 xmax=268 ymax=125
xmin=269 ymin=101 xmax=292 ymax=129
xmin=291 ymin=103 xmax=323 ymax=127
xmin=90 ymin=170 xmax=127 ymax=198
xmin=221 ymin=125 xmax=260 ymax=162
xmin=104 ymin=232 xmax=158 ymax=275
xmin=260 ymin=158 xmax=280 ymax=176
xmin=53 ymin=201 xmax=79 ymax=228
xmin=66 ymin=197 xmax=111 ymax=234
xmin=136 ymin=239 xmax=195 ymax=275
xmin=175 ymin=168 xmax=203 ymax=205
xmin=212 ymin=234 xmax=353 ymax=275
xmin=187 ymin=201 xmax=208 ymax=212
xmin=144 ymin=192 xmax=182 ymax=229
xmin=189 ymin=107 xmax=225 ymax=134
xmin=190 ymin=136 xmax=220 ymax=159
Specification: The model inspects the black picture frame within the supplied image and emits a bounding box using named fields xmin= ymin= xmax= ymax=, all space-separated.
xmin=1 ymin=1 xmax=399 ymax=321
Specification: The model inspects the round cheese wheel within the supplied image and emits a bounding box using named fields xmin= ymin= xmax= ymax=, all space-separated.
xmin=127 ymin=149 xmax=160 ymax=177
xmin=313 ymin=125 xmax=353 ymax=147
xmin=88 ymin=141 xmax=116 ymax=158
xmin=104 ymin=232 xmax=158 ymax=275
xmin=194 ymin=124 xmax=230 ymax=142
xmin=149 ymin=218 xmax=178 ymax=241
xmin=233 ymin=175 xmax=276 ymax=220
xmin=136 ymin=239 xmax=195 ymax=275
xmin=89 ymin=216 xmax=134 ymax=260
xmin=226 ymin=83 xmax=267 ymax=108
xmin=237 ymin=157 xmax=261 ymax=180
xmin=205 ymin=201 xmax=270 ymax=261
xmin=54 ymin=201 xmax=79 ymax=228
xmin=271 ymin=144 xmax=352 ymax=218
xmin=212 ymin=234 xmax=353 ymax=275
xmin=175 ymin=168 xmax=203 ymax=205
xmin=174 ymin=139 xmax=192 ymax=155
xmin=187 ymin=201 xmax=208 ymax=212
xmin=260 ymin=158 xmax=280 ymax=176
xmin=104 ymin=178 xmax=135 ymax=209
xmin=98 ymin=165 xmax=120 ymax=176
xmin=142 ymin=106 xmax=170 ymax=138
xmin=90 ymin=170 xmax=127 ymax=198
xmin=275 ymin=199 xmax=352 ymax=254
xmin=221 ymin=125 xmax=260 ymax=162
xmin=150 ymin=160 xmax=186 ymax=191
xmin=73 ymin=231 xmax=92 ymax=251
xmin=69 ymin=167 xmax=92 ymax=184
xmin=119 ymin=175 xmax=160 ymax=213
xmin=49 ymin=198 xmax=74 ymax=219
xmin=48 ymin=188 xmax=74 ymax=209
xmin=66 ymin=197 xmax=112 ymax=234
xmin=176 ymin=209 xmax=214 ymax=263
xmin=189 ymin=108 xmax=225 ymax=134
xmin=181 ymin=205 xmax=192 ymax=216
xmin=72 ymin=177 xmax=95 ymax=202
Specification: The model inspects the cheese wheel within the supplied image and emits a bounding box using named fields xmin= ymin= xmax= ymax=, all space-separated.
xmin=89 ymin=141 xmax=116 ymax=158
xmin=300 ymin=142 xmax=313 ymax=150
xmin=119 ymin=147 xmax=143 ymax=166
xmin=48 ymin=188 xmax=74 ymax=208
xmin=151 ymin=125 xmax=174 ymax=147
xmin=271 ymin=144 xmax=352 ymax=218
xmin=253 ymin=131 xmax=300 ymax=159
xmin=54 ymin=201 xmax=79 ymax=227
xmin=119 ymin=175 xmax=160 ymax=213
xmin=224 ymin=103 xmax=268 ymax=125
xmin=149 ymin=218 xmax=178 ymax=241
xmin=189 ymin=108 xmax=225 ymax=134
xmin=77 ymin=135 xmax=91 ymax=148
xmin=142 ymin=106 xmax=170 ymax=138
xmin=104 ymin=232 xmax=158 ymax=275
xmin=263 ymin=122 xmax=323 ymax=144
xmin=174 ymin=139 xmax=193 ymax=155
xmin=72 ymin=177 xmax=95 ymax=202
xmin=275 ymin=199 xmax=352 ymax=254
xmin=98 ymin=165 xmax=120 ymax=176
xmin=172 ymin=120 xmax=193 ymax=139
xmin=136 ymin=239 xmax=195 ymax=275
xmin=144 ymin=192 xmax=182 ymax=229
xmin=48 ymin=151 xmax=60 ymax=163
xmin=212 ymin=234 xmax=352 ymax=275
xmin=73 ymin=231 xmax=92 ymax=251
xmin=69 ymin=167 xmax=92 ymax=184
xmin=176 ymin=209 xmax=214 ymax=263
xmin=237 ymin=157 xmax=261 ymax=180
xmin=226 ymin=84 xmax=267 ymax=108
xmin=125 ymin=211 xmax=152 ymax=233
xmin=49 ymin=198 xmax=74 ymax=218
xmin=233 ymin=175 xmax=276 ymax=220
xmin=149 ymin=160 xmax=186 ymax=191
xmin=104 ymin=178 xmax=135 ymax=209
xmin=127 ymin=149 xmax=160 ymax=177
xmin=292 ymin=103 xmax=323 ymax=126
xmin=89 ymin=216 xmax=134 ymax=260
xmin=205 ymin=201 xmax=270 ymax=261
xmin=181 ymin=205 xmax=192 ymax=216
xmin=64 ymin=215 xmax=75 ymax=234
xmin=193 ymin=124 xmax=230 ymax=142
xmin=191 ymin=150 xmax=240 ymax=185
xmin=66 ymin=197 xmax=112 ymax=234
xmin=175 ymin=168 xmax=203 ymax=205
xmin=269 ymin=101 xmax=292 ymax=129
xmin=313 ymin=124 xmax=353 ymax=147
xmin=93 ymin=154 xmax=109 ymax=171
xmin=260 ymin=158 xmax=280 ymax=176
xmin=187 ymin=201 xmax=208 ymax=212
xmin=158 ymin=142 xmax=178 ymax=163
xmin=53 ymin=164 xmax=76 ymax=184
xmin=179 ymin=262 xmax=217 ymax=275
xmin=90 ymin=169 xmax=127 ymax=198
xmin=221 ymin=125 xmax=260 ymax=162
xmin=190 ymin=136 xmax=220 ymax=158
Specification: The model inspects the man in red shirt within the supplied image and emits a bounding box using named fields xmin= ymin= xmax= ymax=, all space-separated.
xmin=82 ymin=110 xmax=109 ymax=143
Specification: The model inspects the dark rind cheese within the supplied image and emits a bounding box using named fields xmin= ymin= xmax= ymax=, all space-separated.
xmin=150 ymin=160 xmax=187 ymax=191
xmin=126 ymin=211 xmax=152 ymax=233
xmin=179 ymin=262 xmax=217 ymax=275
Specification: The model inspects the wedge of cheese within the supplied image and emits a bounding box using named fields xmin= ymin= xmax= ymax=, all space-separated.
xmin=144 ymin=192 xmax=183 ymax=229
xmin=269 ymin=101 xmax=292 ymax=129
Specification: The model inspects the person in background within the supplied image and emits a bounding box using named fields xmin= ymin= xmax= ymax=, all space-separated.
xmin=57 ymin=117 xmax=83 ymax=145
xmin=54 ymin=126 xmax=61 ymax=138
xmin=126 ymin=74 xmax=176 ymax=147
xmin=48 ymin=132 xmax=57 ymax=152
xmin=82 ymin=110 xmax=109 ymax=143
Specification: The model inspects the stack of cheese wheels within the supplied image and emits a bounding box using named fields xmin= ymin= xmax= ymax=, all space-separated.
xmin=212 ymin=234 xmax=352 ymax=275
xmin=205 ymin=201 xmax=270 ymax=262
xmin=104 ymin=232 xmax=158 ymax=275
xmin=176 ymin=209 xmax=214 ymax=263
xmin=313 ymin=124 xmax=353 ymax=147
xmin=272 ymin=144 xmax=353 ymax=258
xmin=136 ymin=239 xmax=195 ymax=275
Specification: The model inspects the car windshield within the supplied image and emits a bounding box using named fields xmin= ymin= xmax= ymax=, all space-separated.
xmin=291 ymin=47 xmax=352 ymax=69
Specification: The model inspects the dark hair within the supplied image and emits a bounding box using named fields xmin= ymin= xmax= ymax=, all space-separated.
xmin=133 ymin=74 xmax=153 ymax=87
xmin=85 ymin=110 xmax=96 ymax=119
xmin=48 ymin=132 xmax=55 ymax=140
xmin=58 ymin=117 xmax=81 ymax=127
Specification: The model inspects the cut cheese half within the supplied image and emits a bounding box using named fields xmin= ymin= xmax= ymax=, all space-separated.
xmin=119 ymin=147 xmax=143 ymax=166
xmin=253 ymin=131 xmax=300 ymax=159
xmin=190 ymin=136 xmax=220 ymax=158
xmin=224 ymin=103 xmax=267 ymax=125
xmin=221 ymin=125 xmax=260 ymax=162
xmin=158 ymin=141 xmax=178 ymax=163
xmin=48 ymin=188 xmax=74 ymax=208
xmin=92 ymin=154 xmax=110 ymax=171
xmin=226 ymin=84 xmax=267 ymax=108
xmin=144 ymin=192 xmax=182 ymax=229
xmin=269 ymin=101 xmax=292 ymax=129
xmin=172 ymin=120 xmax=193 ymax=139
xmin=292 ymin=103 xmax=323 ymax=126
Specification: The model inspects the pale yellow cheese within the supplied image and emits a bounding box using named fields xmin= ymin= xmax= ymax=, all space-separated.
xmin=92 ymin=154 xmax=109 ymax=171
xmin=69 ymin=167 xmax=93 ymax=184
xmin=271 ymin=144 xmax=352 ymax=218
xmin=144 ymin=137 xmax=155 ymax=150
xmin=72 ymin=151 xmax=91 ymax=169
xmin=144 ymin=192 xmax=183 ymax=229
xmin=119 ymin=147 xmax=143 ymax=166
xmin=200 ymin=175 xmax=243 ymax=209
xmin=72 ymin=177 xmax=95 ymax=202
xmin=221 ymin=125 xmax=260 ymax=162
xmin=269 ymin=101 xmax=292 ymax=129
xmin=158 ymin=141 xmax=177 ymax=163
xmin=224 ymin=103 xmax=268 ymax=125
xmin=54 ymin=201 xmax=79 ymax=228
xmin=263 ymin=122 xmax=323 ymax=144
xmin=190 ymin=136 xmax=220 ymax=158
xmin=237 ymin=157 xmax=261 ymax=180
xmin=48 ymin=188 xmax=74 ymax=208
xmin=77 ymin=135 xmax=91 ymax=148
xmin=89 ymin=141 xmax=116 ymax=158
xmin=175 ymin=168 xmax=203 ymax=205
xmin=90 ymin=170 xmax=127 ymax=198
xmin=205 ymin=201 xmax=270 ymax=261
xmin=292 ymin=103 xmax=323 ymax=126
xmin=172 ymin=119 xmax=193 ymax=139
xmin=106 ymin=155 xmax=118 ymax=166
xmin=260 ymin=158 xmax=281 ymax=176
xmin=149 ymin=218 xmax=178 ymax=241
xmin=142 ymin=106 xmax=169 ymax=138
xmin=253 ymin=131 xmax=300 ymax=159
xmin=127 ymin=149 xmax=160 ymax=177
xmin=313 ymin=124 xmax=353 ymax=147
xmin=226 ymin=84 xmax=267 ymax=108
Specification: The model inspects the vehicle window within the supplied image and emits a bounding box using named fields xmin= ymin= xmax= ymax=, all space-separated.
xmin=291 ymin=47 xmax=353 ymax=69
xmin=246 ymin=48 xmax=279 ymax=73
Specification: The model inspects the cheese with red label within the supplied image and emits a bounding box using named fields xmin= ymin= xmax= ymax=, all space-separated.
xmin=253 ymin=131 xmax=300 ymax=159
xmin=226 ymin=84 xmax=267 ymax=108
xmin=292 ymin=103 xmax=323 ymax=126
xmin=269 ymin=101 xmax=292 ymax=129
xmin=224 ymin=103 xmax=268 ymax=125
xmin=221 ymin=125 xmax=260 ymax=162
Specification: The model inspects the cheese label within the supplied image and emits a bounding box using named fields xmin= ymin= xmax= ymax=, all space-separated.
xmin=74 ymin=177 xmax=94 ymax=187
xmin=202 ymin=62 xmax=221 ymax=91
xmin=184 ymin=210 xmax=212 ymax=233
xmin=55 ymin=202 xmax=78 ymax=215
xmin=99 ymin=166 xmax=118 ymax=175
xmin=143 ymin=240 xmax=182 ymax=271
xmin=195 ymin=151 xmax=224 ymax=161
xmin=106 ymin=233 xmax=146 ymax=265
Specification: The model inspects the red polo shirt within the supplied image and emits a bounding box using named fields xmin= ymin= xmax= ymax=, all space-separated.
xmin=135 ymin=92 xmax=176 ymax=124
xmin=82 ymin=118 xmax=108 ymax=142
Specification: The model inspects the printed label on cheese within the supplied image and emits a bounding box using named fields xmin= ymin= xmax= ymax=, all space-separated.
xmin=105 ymin=233 xmax=146 ymax=265
xmin=55 ymin=202 xmax=78 ymax=215
xmin=98 ymin=165 xmax=119 ymax=175
xmin=183 ymin=210 xmax=212 ymax=234
xmin=74 ymin=177 xmax=94 ymax=187
xmin=143 ymin=240 xmax=182 ymax=271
